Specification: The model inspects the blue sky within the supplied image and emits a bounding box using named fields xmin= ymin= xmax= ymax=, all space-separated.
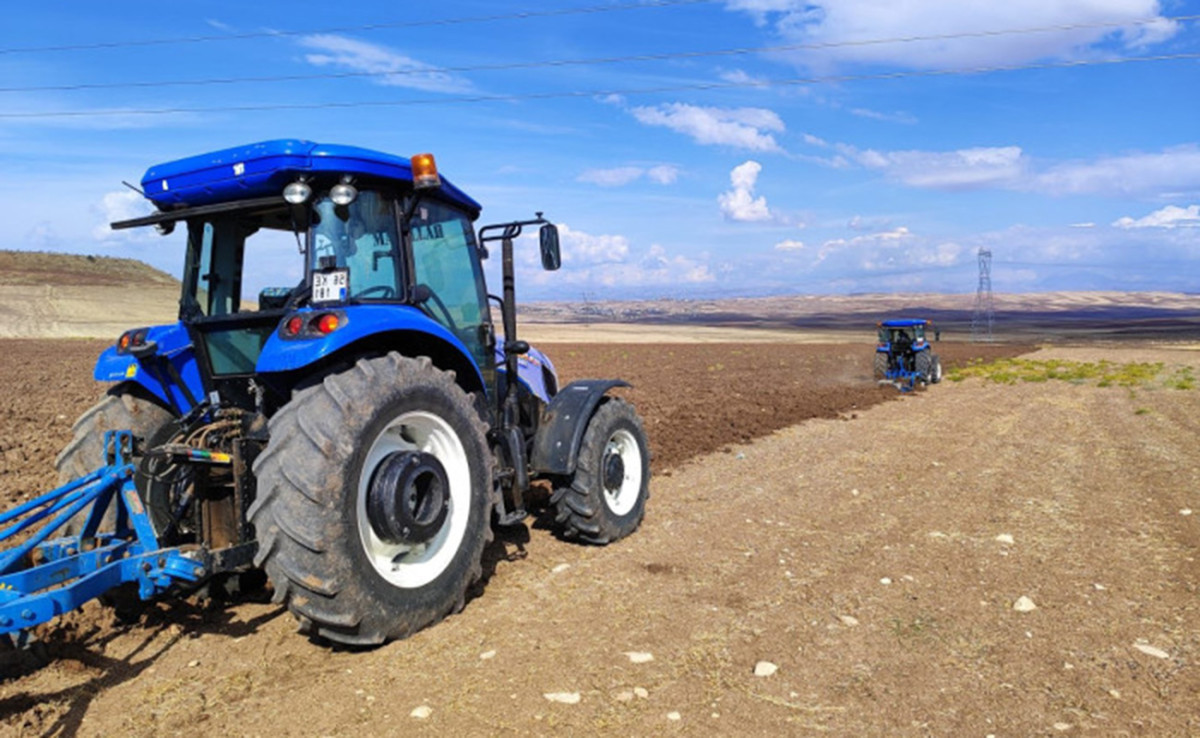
xmin=2 ymin=0 xmax=1199 ymax=300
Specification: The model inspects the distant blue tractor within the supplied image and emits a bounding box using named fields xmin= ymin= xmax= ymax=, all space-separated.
xmin=2 ymin=140 xmax=650 ymax=647
xmin=874 ymin=319 xmax=943 ymax=388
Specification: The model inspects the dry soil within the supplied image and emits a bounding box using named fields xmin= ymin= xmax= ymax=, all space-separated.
xmin=3 ymin=338 xmax=1199 ymax=736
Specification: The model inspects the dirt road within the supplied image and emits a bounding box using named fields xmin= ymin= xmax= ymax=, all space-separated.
xmin=2 ymin=341 xmax=1198 ymax=735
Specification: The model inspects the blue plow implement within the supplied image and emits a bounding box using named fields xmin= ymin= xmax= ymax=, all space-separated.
xmin=0 ymin=432 xmax=207 ymax=642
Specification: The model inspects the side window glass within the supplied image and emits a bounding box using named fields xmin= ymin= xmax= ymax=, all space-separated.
xmin=410 ymin=203 xmax=489 ymax=362
xmin=197 ymin=223 xmax=214 ymax=316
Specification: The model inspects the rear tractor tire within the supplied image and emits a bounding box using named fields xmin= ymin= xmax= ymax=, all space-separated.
xmin=553 ymin=398 xmax=650 ymax=545
xmin=873 ymin=352 xmax=888 ymax=380
xmin=914 ymin=351 xmax=934 ymax=385
xmin=249 ymin=353 xmax=494 ymax=646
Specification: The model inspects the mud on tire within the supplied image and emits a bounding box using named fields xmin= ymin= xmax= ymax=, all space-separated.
xmin=553 ymin=398 xmax=650 ymax=545
xmin=249 ymin=353 xmax=494 ymax=646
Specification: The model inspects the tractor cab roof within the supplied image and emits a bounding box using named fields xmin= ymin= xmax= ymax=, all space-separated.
xmin=139 ymin=139 xmax=481 ymax=217
xmin=880 ymin=319 xmax=933 ymax=328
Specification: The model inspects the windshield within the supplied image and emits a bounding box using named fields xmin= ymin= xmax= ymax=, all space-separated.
xmin=309 ymin=191 xmax=403 ymax=301
xmin=885 ymin=325 xmax=926 ymax=344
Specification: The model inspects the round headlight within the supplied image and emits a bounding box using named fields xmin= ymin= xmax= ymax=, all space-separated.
xmin=283 ymin=181 xmax=312 ymax=204
xmin=330 ymin=182 xmax=358 ymax=206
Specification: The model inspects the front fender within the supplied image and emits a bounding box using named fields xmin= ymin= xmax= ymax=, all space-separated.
xmin=256 ymin=304 xmax=485 ymax=389
xmin=93 ymin=322 xmax=202 ymax=415
xmin=495 ymin=339 xmax=558 ymax=403
xmin=530 ymin=379 xmax=630 ymax=476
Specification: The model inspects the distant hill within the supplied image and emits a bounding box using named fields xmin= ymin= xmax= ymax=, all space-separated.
xmin=518 ymin=291 xmax=1200 ymax=341
xmin=2 ymin=249 xmax=1196 ymax=341
xmin=0 ymin=250 xmax=178 ymax=338
xmin=0 ymin=251 xmax=177 ymax=288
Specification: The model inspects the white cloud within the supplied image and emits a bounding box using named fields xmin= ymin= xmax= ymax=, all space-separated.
xmin=298 ymin=34 xmax=472 ymax=94
xmin=646 ymin=165 xmax=681 ymax=185
xmin=725 ymin=0 xmax=1178 ymax=69
xmin=630 ymin=103 xmax=785 ymax=152
xmin=817 ymin=226 xmax=914 ymax=265
xmin=719 ymin=69 xmax=770 ymax=87
xmin=848 ymin=107 xmax=917 ymax=125
xmin=808 ymin=138 xmax=1200 ymax=198
xmin=1032 ymin=146 xmax=1200 ymax=197
xmin=577 ymin=167 xmax=645 ymax=187
xmin=1113 ymin=204 xmax=1200 ymax=229
xmin=719 ymin=160 xmax=773 ymax=221
xmin=774 ymin=239 xmax=805 ymax=251
xmin=723 ymin=0 xmax=796 ymax=25
xmin=91 ymin=190 xmax=155 ymax=241
xmin=577 ymin=165 xmax=680 ymax=187
xmin=511 ymin=226 xmax=713 ymax=293
xmin=557 ymin=223 xmax=630 ymax=265
xmin=843 ymin=144 xmax=1026 ymax=190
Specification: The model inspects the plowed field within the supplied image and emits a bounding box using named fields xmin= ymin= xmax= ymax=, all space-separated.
xmin=10 ymin=338 xmax=1200 ymax=735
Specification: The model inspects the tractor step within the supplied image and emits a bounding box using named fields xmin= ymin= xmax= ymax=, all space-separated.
xmin=495 ymin=508 xmax=529 ymax=526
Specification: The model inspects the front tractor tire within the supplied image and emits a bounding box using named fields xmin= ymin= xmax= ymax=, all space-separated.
xmin=249 ymin=353 xmax=494 ymax=646
xmin=553 ymin=398 xmax=650 ymax=545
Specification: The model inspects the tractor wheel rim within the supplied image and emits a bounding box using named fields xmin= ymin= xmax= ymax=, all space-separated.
xmin=356 ymin=410 xmax=470 ymax=589
xmin=601 ymin=428 xmax=641 ymax=516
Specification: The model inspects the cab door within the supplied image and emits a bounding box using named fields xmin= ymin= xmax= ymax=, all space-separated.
xmin=407 ymin=200 xmax=495 ymax=391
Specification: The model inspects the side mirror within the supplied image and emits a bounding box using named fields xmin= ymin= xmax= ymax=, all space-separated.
xmin=539 ymin=223 xmax=561 ymax=271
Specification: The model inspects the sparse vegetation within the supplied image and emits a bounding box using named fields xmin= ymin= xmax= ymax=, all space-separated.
xmin=947 ymin=358 xmax=1194 ymax=389
xmin=0 ymin=249 xmax=177 ymax=286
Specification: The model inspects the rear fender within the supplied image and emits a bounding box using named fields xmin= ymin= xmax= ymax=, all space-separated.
xmin=256 ymin=304 xmax=485 ymax=393
xmin=93 ymin=322 xmax=201 ymax=415
xmin=530 ymin=379 xmax=630 ymax=476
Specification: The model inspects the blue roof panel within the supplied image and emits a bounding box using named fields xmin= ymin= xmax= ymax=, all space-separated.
xmin=141 ymin=139 xmax=481 ymax=215
xmin=881 ymin=319 xmax=932 ymax=327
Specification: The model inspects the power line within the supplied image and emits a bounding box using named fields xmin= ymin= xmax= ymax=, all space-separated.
xmin=2 ymin=50 xmax=1196 ymax=120
xmin=3 ymin=13 xmax=1195 ymax=94
xmin=0 ymin=0 xmax=710 ymax=56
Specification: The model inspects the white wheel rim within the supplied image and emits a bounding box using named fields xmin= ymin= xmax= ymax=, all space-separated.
xmin=356 ymin=411 xmax=470 ymax=588
xmin=602 ymin=428 xmax=642 ymax=516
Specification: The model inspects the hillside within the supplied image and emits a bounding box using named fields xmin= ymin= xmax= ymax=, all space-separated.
xmin=0 ymin=250 xmax=178 ymax=338
xmin=519 ymin=291 xmax=1200 ymax=341
xmin=1 ymin=249 xmax=1197 ymax=341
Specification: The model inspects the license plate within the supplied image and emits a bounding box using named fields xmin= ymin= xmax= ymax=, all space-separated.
xmin=312 ymin=269 xmax=349 ymax=303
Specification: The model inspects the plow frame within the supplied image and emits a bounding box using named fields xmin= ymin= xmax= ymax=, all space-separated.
xmin=0 ymin=432 xmax=216 ymax=640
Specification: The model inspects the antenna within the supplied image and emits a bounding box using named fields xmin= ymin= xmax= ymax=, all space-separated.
xmin=971 ymin=248 xmax=994 ymax=342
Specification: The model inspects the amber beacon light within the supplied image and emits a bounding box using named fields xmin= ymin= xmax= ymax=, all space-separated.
xmin=411 ymin=153 xmax=441 ymax=190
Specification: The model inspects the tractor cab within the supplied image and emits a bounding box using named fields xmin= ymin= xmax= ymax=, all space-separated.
xmin=110 ymin=141 xmax=505 ymax=416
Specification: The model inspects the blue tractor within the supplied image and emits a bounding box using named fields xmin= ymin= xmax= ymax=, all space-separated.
xmin=874 ymin=319 xmax=943 ymax=387
xmin=4 ymin=140 xmax=650 ymax=646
